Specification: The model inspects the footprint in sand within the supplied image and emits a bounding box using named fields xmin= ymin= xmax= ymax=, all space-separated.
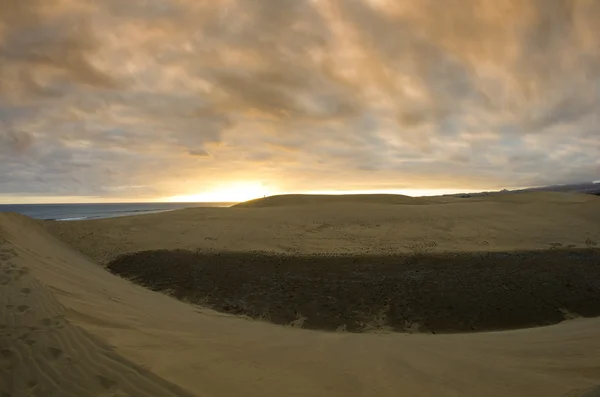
xmin=97 ymin=374 xmax=119 ymax=392
xmin=25 ymin=380 xmax=42 ymax=396
xmin=581 ymin=386 xmax=600 ymax=397
xmin=5 ymin=304 xmax=31 ymax=314
xmin=564 ymin=386 xmax=600 ymax=397
xmin=47 ymin=347 xmax=64 ymax=361
xmin=0 ymin=349 xmax=15 ymax=371
xmin=20 ymin=287 xmax=31 ymax=295
xmin=0 ymin=247 xmax=17 ymax=256
xmin=39 ymin=316 xmax=67 ymax=329
xmin=0 ymin=264 xmax=28 ymax=284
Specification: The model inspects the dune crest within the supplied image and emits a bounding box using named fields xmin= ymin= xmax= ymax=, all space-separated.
xmin=232 ymin=193 xmax=432 ymax=207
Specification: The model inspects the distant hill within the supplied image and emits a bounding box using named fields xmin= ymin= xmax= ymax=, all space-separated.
xmin=513 ymin=182 xmax=600 ymax=195
xmin=447 ymin=182 xmax=600 ymax=199
xmin=232 ymin=194 xmax=431 ymax=208
xmin=234 ymin=182 xmax=600 ymax=208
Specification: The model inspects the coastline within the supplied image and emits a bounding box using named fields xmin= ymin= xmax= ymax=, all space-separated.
xmin=0 ymin=202 xmax=236 ymax=221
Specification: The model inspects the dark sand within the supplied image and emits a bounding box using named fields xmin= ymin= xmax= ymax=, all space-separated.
xmin=108 ymin=248 xmax=600 ymax=333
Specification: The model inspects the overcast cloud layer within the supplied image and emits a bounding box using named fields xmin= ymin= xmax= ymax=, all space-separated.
xmin=1 ymin=0 xmax=599 ymax=201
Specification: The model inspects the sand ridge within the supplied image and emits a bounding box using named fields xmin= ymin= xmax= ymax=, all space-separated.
xmin=235 ymin=192 xmax=600 ymax=207
xmin=233 ymin=193 xmax=433 ymax=207
xmin=45 ymin=192 xmax=600 ymax=265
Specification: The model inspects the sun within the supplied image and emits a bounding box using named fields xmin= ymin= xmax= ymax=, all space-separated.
xmin=166 ymin=182 xmax=276 ymax=203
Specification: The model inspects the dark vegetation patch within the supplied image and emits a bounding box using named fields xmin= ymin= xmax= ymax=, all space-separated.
xmin=107 ymin=249 xmax=600 ymax=333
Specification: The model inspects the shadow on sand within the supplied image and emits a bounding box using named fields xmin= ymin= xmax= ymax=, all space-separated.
xmin=108 ymin=249 xmax=600 ymax=334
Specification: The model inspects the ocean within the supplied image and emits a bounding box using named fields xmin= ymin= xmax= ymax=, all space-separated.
xmin=0 ymin=202 xmax=234 ymax=221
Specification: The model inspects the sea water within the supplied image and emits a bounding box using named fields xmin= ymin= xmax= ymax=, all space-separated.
xmin=0 ymin=202 xmax=234 ymax=221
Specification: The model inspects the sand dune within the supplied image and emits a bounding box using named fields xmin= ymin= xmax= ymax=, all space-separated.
xmin=467 ymin=191 xmax=600 ymax=203
xmin=234 ymin=193 xmax=432 ymax=207
xmin=2 ymin=193 xmax=600 ymax=396
xmin=0 ymin=214 xmax=194 ymax=396
xmin=46 ymin=192 xmax=600 ymax=265
xmin=236 ymin=191 xmax=600 ymax=208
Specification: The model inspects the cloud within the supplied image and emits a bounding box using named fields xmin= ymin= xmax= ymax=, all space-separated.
xmin=0 ymin=0 xmax=119 ymax=102
xmin=188 ymin=149 xmax=209 ymax=157
xmin=0 ymin=0 xmax=599 ymax=201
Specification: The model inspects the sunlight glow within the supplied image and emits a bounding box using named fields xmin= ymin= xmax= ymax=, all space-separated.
xmin=166 ymin=182 xmax=276 ymax=203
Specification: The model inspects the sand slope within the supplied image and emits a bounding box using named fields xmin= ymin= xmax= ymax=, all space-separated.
xmin=0 ymin=214 xmax=195 ymax=396
xmin=1 ymin=204 xmax=600 ymax=395
xmin=46 ymin=192 xmax=600 ymax=265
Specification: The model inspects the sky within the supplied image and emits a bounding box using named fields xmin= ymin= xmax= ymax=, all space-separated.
xmin=1 ymin=0 xmax=599 ymax=203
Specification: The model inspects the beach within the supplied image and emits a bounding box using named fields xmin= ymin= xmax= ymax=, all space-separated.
xmin=2 ymin=192 xmax=600 ymax=396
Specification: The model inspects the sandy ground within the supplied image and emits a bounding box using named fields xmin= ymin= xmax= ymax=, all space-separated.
xmin=46 ymin=192 xmax=600 ymax=265
xmin=1 ymin=192 xmax=600 ymax=396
